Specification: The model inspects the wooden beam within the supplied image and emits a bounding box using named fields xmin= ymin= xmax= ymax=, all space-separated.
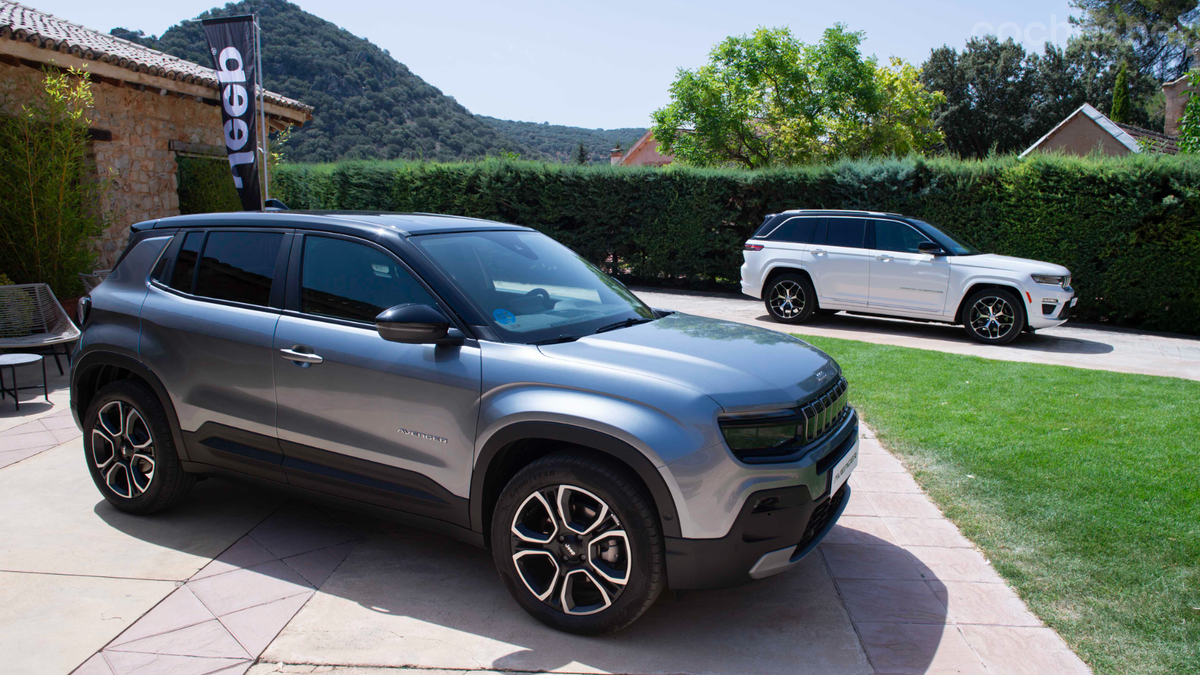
xmin=168 ymin=140 xmax=224 ymax=157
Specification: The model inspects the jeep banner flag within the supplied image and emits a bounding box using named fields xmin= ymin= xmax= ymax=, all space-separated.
xmin=202 ymin=15 xmax=262 ymax=211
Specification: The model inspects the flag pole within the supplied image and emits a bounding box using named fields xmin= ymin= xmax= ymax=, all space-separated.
xmin=254 ymin=13 xmax=268 ymax=208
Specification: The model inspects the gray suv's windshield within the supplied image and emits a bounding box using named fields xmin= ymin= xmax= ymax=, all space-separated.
xmin=412 ymin=230 xmax=654 ymax=343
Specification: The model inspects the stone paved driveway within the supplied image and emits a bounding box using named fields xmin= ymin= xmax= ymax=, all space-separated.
xmin=0 ymin=361 xmax=1090 ymax=675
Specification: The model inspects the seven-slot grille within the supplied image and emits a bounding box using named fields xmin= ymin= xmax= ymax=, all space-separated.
xmin=797 ymin=377 xmax=849 ymax=445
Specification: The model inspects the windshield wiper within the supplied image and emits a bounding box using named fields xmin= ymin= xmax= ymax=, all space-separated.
xmin=594 ymin=317 xmax=655 ymax=334
xmin=532 ymin=334 xmax=579 ymax=345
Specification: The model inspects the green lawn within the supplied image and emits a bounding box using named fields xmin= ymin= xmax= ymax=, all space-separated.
xmin=801 ymin=336 xmax=1199 ymax=675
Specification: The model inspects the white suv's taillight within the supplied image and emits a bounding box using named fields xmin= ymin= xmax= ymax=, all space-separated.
xmin=744 ymin=243 xmax=764 ymax=251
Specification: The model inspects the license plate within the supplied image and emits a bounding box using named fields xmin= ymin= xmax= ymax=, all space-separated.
xmin=830 ymin=442 xmax=858 ymax=497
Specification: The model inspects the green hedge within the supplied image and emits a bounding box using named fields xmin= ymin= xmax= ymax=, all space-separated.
xmin=272 ymin=155 xmax=1200 ymax=335
xmin=177 ymin=156 xmax=241 ymax=214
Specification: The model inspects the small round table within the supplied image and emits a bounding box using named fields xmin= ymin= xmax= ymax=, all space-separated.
xmin=0 ymin=353 xmax=48 ymax=411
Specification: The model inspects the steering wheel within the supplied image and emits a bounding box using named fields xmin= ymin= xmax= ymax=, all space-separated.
xmin=524 ymin=287 xmax=557 ymax=310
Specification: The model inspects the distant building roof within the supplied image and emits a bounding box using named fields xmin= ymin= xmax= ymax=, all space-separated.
xmin=1020 ymin=103 xmax=1178 ymax=158
xmin=0 ymin=1 xmax=311 ymax=119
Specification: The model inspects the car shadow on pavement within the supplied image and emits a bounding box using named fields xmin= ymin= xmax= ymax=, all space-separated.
xmin=775 ymin=313 xmax=1116 ymax=355
xmin=92 ymin=479 xmax=951 ymax=675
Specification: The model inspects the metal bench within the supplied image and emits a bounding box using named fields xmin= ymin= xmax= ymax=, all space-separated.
xmin=0 ymin=283 xmax=81 ymax=375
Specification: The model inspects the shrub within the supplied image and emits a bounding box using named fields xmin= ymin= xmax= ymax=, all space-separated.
xmin=274 ymin=154 xmax=1200 ymax=335
xmin=0 ymin=68 xmax=109 ymax=297
xmin=177 ymin=156 xmax=241 ymax=214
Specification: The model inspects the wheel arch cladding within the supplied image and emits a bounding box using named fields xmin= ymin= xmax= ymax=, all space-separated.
xmin=955 ymin=282 xmax=1026 ymax=325
xmin=73 ymin=351 xmax=190 ymax=462
xmin=472 ymin=422 xmax=682 ymax=545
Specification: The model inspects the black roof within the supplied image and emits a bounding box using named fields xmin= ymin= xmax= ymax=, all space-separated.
xmin=142 ymin=211 xmax=532 ymax=237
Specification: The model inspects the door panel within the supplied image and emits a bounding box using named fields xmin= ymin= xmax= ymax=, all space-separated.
xmin=805 ymin=218 xmax=870 ymax=306
xmin=868 ymin=220 xmax=951 ymax=314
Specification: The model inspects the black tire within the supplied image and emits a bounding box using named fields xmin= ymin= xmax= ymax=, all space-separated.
xmin=83 ymin=379 xmax=194 ymax=514
xmin=763 ymin=273 xmax=817 ymax=324
xmin=491 ymin=451 xmax=664 ymax=635
xmin=961 ymin=288 xmax=1026 ymax=345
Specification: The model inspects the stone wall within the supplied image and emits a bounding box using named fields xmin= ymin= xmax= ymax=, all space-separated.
xmin=1 ymin=62 xmax=224 ymax=269
xmin=1163 ymin=74 xmax=1194 ymax=138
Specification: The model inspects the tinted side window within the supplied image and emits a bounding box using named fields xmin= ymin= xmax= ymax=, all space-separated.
xmin=770 ymin=217 xmax=818 ymax=244
xmin=811 ymin=219 xmax=828 ymax=245
xmin=826 ymin=218 xmax=866 ymax=249
xmin=301 ymin=236 xmax=436 ymax=323
xmin=194 ymin=232 xmax=283 ymax=306
xmin=169 ymin=232 xmax=204 ymax=293
xmin=874 ymin=220 xmax=931 ymax=253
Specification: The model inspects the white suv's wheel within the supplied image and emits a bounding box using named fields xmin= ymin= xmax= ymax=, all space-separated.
xmin=491 ymin=452 xmax=664 ymax=634
xmin=962 ymin=288 xmax=1025 ymax=345
xmin=764 ymin=273 xmax=817 ymax=324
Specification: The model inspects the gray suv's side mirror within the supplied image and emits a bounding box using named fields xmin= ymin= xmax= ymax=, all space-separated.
xmin=918 ymin=242 xmax=946 ymax=255
xmin=375 ymin=303 xmax=463 ymax=345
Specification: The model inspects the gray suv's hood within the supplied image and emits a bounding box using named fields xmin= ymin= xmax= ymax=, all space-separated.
xmin=537 ymin=313 xmax=839 ymax=411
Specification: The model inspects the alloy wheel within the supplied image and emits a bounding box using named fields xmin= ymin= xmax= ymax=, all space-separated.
xmin=769 ymin=280 xmax=805 ymax=319
xmin=510 ymin=485 xmax=630 ymax=616
xmin=91 ymin=401 xmax=156 ymax=499
xmin=969 ymin=295 xmax=1016 ymax=340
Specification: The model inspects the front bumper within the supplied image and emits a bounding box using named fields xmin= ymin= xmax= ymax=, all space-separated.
xmin=1027 ymin=287 xmax=1077 ymax=329
xmin=663 ymin=431 xmax=857 ymax=590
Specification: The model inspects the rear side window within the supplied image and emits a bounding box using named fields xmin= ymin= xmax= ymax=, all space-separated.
xmin=194 ymin=232 xmax=283 ymax=306
xmin=769 ymin=217 xmax=818 ymax=244
xmin=826 ymin=218 xmax=866 ymax=248
xmin=300 ymin=236 xmax=436 ymax=323
xmin=169 ymin=232 xmax=204 ymax=292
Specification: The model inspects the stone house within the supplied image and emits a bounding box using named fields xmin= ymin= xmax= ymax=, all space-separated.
xmin=0 ymin=1 xmax=312 ymax=268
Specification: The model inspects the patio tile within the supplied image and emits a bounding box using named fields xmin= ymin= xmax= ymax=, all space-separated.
xmin=111 ymin=587 xmax=215 ymax=646
xmin=103 ymin=651 xmax=249 ymax=675
xmin=108 ymin=620 xmax=249 ymax=659
xmin=0 ymin=429 xmax=58 ymax=451
xmin=930 ymin=581 xmax=1042 ymax=626
xmin=907 ymin=547 xmax=1003 ymax=583
xmin=187 ymin=560 xmax=312 ymax=616
xmin=840 ymin=491 xmax=877 ymax=516
xmin=0 ymin=445 xmax=51 ymax=469
xmin=836 ymin=579 xmax=948 ymax=624
xmin=72 ymin=653 xmax=115 ymax=675
xmin=191 ymin=537 xmax=279 ymax=582
xmin=852 ymin=471 xmax=923 ymax=494
xmin=883 ymin=517 xmax=974 ymax=548
xmin=823 ymin=516 xmax=897 ymax=546
xmin=4 ymin=419 xmax=48 ymax=436
xmin=855 ymin=622 xmax=986 ymax=675
xmin=864 ymin=492 xmax=943 ymax=519
xmin=248 ymin=502 xmax=359 ymax=559
xmin=856 ymin=451 xmax=906 ymax=473
xmin=821 ymin=544 xmax=924 ymax=580
xmin=40 ymin=414 xmax=80 ymax=430
xmin=958 ymin=625 xmax=1091 ymax=675
xmin=282 ymin=541 xmax=358 ymax=588
xmin=219 ymin=591 xmax=314 ymax=657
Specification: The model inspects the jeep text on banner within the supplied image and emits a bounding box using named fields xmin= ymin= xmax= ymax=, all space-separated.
xmin=201 ymin=15 xmax=261 ymax=211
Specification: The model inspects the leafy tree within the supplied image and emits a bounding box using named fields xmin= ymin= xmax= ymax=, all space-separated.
xmin=1071 ymin=0 xmax=1199 ymax=81
xmin=574 ymin=141 xmax=589 ymax=164
xmin=1179 ymin=72 xmax=1200 ymax=151
xmin=1112 ymin=61 xmax=1132 ymax=121
xmin=651 ymin=26 xmax=942 ymax=167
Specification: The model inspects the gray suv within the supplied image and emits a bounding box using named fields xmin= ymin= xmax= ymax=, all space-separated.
xmin=71 ymin=212 xmax=859 ymax=634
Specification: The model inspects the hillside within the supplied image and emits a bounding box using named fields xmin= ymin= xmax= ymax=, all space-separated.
xmin=477 ymin=117 xmax=647 ymax=163
xmin=110 ymin=0 xmax=537 ymax=163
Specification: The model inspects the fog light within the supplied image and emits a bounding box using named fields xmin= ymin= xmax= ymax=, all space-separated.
xmin=1042 ymin=298 xmax=1059 ymax=304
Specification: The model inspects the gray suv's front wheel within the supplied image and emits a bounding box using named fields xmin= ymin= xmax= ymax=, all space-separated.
xmin=491 ymin=451 xmax=664 ymax=634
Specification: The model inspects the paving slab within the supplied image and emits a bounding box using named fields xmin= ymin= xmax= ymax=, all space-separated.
xmin=0 ymin=442 xmax=285 ymax=580
xmin=634 ymin=287 xmax=1200 ymax=381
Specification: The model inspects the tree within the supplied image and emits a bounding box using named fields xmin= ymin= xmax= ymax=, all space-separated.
xmin=1112 ymin=61 xmax=1132 ymax=121
xmin=574 ymin=141 xmax=589 ymax=164
xmin=1070 ymin=0 xmax=1199 ymax=81
xmin=1179 ymin=72 xmax=1200 ymax=152
xmin=651 ymin=25 xmax=942 ymax=168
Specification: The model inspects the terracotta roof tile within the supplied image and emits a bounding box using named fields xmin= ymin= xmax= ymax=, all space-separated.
xmin=1115 ymin=122 xmax=1180 ymax=155
xmin=0 ymin=1 xmax=311 ymax=115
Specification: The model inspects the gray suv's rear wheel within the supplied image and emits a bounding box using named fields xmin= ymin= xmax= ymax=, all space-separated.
xmin=84 ymin=380 xmax=194 ymax=514
xmin=491 ymin=451 xmax=664 ymax=634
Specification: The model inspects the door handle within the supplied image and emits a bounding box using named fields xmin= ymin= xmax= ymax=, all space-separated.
xmin=875 ymin=254 xmax=893 ymax=261
xmin=812 ymin=249 xmax=827 ymax=256
xmin=279 ymin=347 xmax=323 ymax=365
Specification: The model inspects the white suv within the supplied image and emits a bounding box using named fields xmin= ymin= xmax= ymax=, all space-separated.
xmin=740 ymin=210 xmax=1076 ymax=345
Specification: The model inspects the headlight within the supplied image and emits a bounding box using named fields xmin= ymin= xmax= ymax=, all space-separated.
xmin=1031 ymin=274 xmax=1068 ymax=289
xmin=720 ymin=378 xmax=850 ymax=462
